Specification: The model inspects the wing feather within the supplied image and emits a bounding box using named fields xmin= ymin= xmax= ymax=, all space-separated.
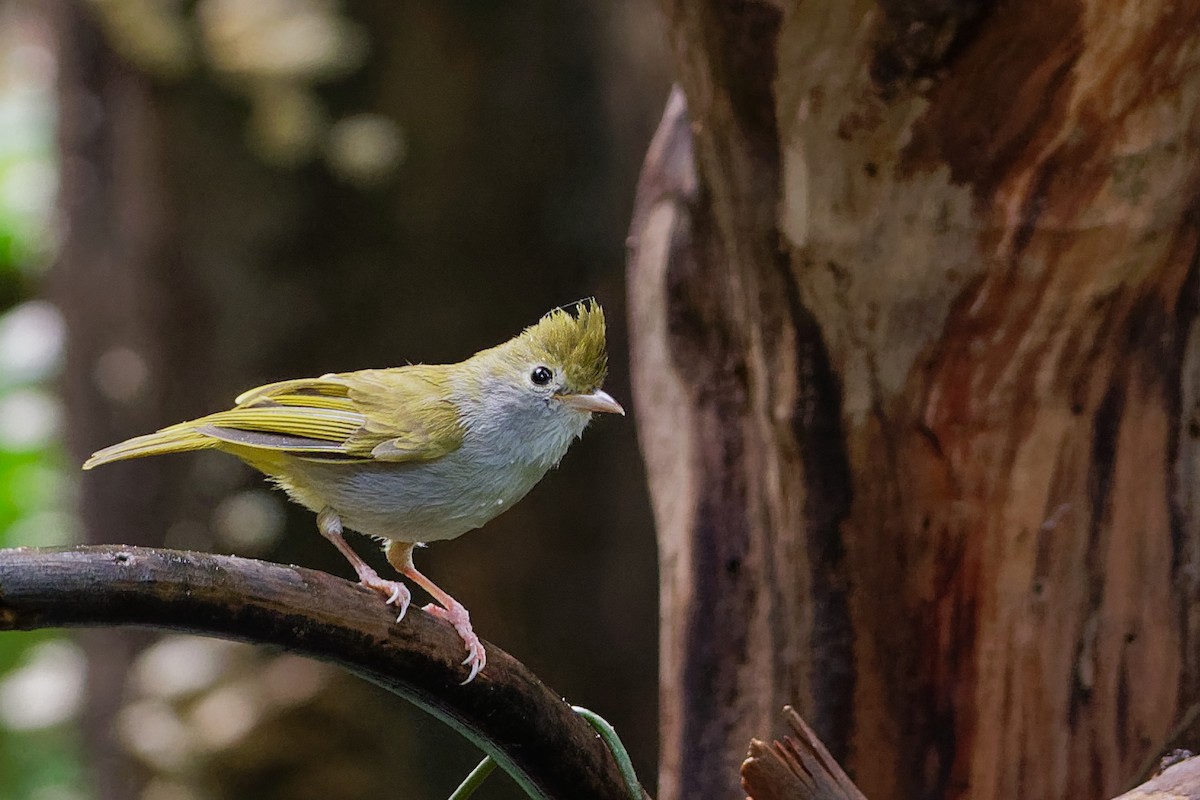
xmin=217 ymin=368 xmax=464 ymax=463
xmin=85 ymin=368 xmax=465 ymax=469
xmin=86 ymin=367 xmax=464 ymax=469
xmin=338 ymin=367 xmax=464 ymax=461
xmin=197 ymin=424 xmax=357 ymax=454
xmin=201 ymin=407 xmax=363 ymax=441
xmin=234 ymin=376 xmax=348 ymax=405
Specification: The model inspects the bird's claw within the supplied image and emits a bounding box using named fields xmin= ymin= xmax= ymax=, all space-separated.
xmin=422 ymin=602 xmax=487 ymax=684
xmin=387 ymin=582 xmax=412 ymax=621
xmin=360 ymin=576 xmax=412 ymax=621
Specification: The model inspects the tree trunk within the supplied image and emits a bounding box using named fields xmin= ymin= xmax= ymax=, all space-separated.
xmin=52 ymin=4 xmax=210 ymax=795
xmin=629 ymin=2 xmax=1200 ymax=799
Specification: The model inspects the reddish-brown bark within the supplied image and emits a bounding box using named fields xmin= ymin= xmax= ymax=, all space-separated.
xmin=632 ymin=2 xmax=1200 ymax=799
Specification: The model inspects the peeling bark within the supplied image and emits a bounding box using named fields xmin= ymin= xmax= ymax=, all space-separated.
xmin=633 ymin=2 xmax=1200 ymax=799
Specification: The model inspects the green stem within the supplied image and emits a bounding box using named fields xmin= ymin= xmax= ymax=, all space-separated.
xmin=571 ymin=705 xmax=643 ymax=799
xmin=448 ymin=707 xmax=644 ymax=800
xmin=448 ymin=756 xmax=498 ymax=800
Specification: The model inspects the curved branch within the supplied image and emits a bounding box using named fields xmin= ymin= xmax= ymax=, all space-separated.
xmin=0 ymin=545 xmax=646 ymax=800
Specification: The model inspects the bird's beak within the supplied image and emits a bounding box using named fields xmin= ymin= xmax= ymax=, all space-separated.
xmin=559 ymin=389 xmax=625 ymax=415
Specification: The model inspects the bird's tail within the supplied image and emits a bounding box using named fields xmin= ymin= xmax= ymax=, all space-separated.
xmin=83 ymin=422 xmax=217 ymax=469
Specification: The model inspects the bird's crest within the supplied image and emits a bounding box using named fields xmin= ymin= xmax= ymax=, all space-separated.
xmin=520 ymin=299 xmax=608 ymax=392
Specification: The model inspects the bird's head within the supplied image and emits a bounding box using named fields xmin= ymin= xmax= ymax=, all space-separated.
xmin=459 ymin=300 xmax=623 ymax=463
xmin=507 ymin=299 xmax=623 ymax=416
xmin=499 ymin=298 xmax=624 ymax=417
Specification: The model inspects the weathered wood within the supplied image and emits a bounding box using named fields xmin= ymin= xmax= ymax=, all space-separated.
xmin=1114 ymin=756 xmax=1200 ymax=800
xmin=628 ymin=77 xmax=852 ymax=800
xmin=741 ymin=707 xmax=868 ymax=800
xmin=629 ymin=6 xmax=855 ymax=798
xmin=740 ymin=708 xmax=1200 ymax=800
xmin=634 ymin=2 xmax=1200 ymax=799
xmin=779 ymin=2 xmax=1200 ymax=797
xmin=0 ymin=546 xmax=646 ymax=800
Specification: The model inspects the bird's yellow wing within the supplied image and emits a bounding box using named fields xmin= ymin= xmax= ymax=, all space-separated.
xmin=84 ymin=367 xmax=465 ymax=469
xmin=216 ymin=367 xmax=465 ymax=462
xmin=334 ymin=367 xmax=466 ymax=461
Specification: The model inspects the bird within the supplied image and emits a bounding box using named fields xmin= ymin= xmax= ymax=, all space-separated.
xmin=83 ymin=300 xmax=624 ymax=683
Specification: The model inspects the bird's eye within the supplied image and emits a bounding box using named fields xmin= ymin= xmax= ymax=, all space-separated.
xmin=530 ymin=366 xmax=553 ymax=386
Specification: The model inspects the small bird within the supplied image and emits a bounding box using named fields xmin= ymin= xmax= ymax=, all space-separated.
xmin=84 ymin=301 xmax=623 ymax=683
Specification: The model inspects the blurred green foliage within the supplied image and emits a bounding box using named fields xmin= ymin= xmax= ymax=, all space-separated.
xmin=0 ymin=3 xmax=87 ymax=798
xmin=0 ymin=715 xmax=85 ymax=800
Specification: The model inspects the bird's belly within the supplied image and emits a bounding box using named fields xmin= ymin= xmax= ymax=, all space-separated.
xmin=279 ymin=454 xmax=548 ymax=542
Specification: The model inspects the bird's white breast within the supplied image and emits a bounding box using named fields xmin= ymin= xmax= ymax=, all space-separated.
xmin=278 ymin=389 xmax=589 ymax=543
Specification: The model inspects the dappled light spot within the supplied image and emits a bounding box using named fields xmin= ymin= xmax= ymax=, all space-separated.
xmin=133 ymin=636 xmax=241 ymax=701
xmin=0 ymin=387 xmax=59 ymax=448
xmin=0 ymin=640 xmax=85 ymax=730
xmin=117 ymin=700 xmax=194 ymax=771
xmin=93 ymin=346 xmax=149 ymax=403
xmin=213 ymin=489 xmax=286 ymax=553
xmin=326 ymin=114 xmax=406 ymax=185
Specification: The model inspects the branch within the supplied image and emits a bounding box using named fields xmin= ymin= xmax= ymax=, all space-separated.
xmin=0 ymin=545 xmax=646 ymax=800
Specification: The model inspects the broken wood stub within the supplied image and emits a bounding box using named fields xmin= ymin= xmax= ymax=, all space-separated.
xmin=741 ymin=706 xmax=868 ymax=800
xmin=741 ymin=708 xmax=1200 ymax=800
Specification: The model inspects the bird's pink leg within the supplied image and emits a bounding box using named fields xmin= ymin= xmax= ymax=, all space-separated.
xmin=386 ymin=541 xmax=486 ymax=684
xmin=316 ymin=509 xmax=411 ymax=620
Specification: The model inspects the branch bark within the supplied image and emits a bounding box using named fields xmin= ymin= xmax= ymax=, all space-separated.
xmin=0 ymin=546 xmax=646 ymax=800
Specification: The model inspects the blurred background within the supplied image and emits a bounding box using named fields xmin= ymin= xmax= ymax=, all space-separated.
xmin=0 ymin=1 xmax=668 ymax=798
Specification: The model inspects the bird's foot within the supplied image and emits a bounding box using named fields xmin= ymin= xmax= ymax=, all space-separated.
xmin=423 ymin=601 xmax=486 ymax=684
xmin=358 ymin=573 xmax=412 ymax=621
